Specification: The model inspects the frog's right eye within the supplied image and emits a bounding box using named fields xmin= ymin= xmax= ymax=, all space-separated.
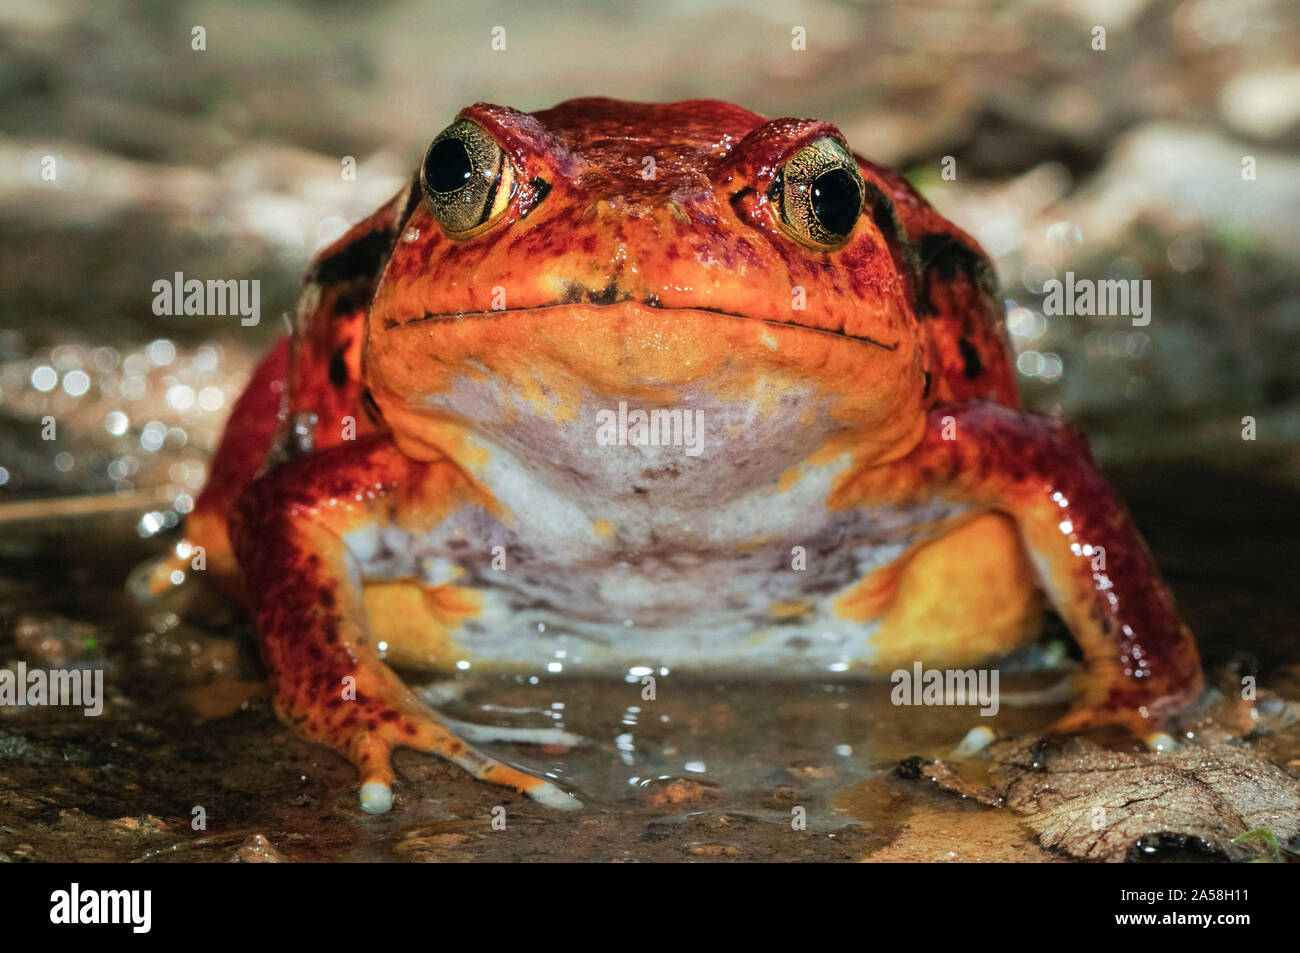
xmin=421 ymin=119 xmax=517 ymax=238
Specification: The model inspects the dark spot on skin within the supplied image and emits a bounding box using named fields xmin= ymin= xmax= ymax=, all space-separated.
xmin=861 ymin=180 xmax=919 ymax=283
xmin=920 ymin=234 xmax=978 ymax=282
xmin=958 ymin=338 xmax=983 ymax=379
xmin=331 ymin=287 xmax=369 ymax=316
xmin=328 ymin=348 xmax=348 ymax=388
xmin=915 ymin=233 xmax=998 ymax=316
xmin=865 ymin=183 xmax=900 ymax=243
xmin=519 ymin=177 xmax=551 ymax=218
xmin=728 ymin=187 xmax=756 ymax=214
xmin=586 ymin=280 xmax=621 ymax=306
xmin=312 ymin=227 xmax=394 ymax=285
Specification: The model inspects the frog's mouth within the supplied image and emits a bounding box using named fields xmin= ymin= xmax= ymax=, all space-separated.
xmin=381 ymin=294 xmax=900 ymax=352
xmin=367 ymin=297 xmax=927 ymax=475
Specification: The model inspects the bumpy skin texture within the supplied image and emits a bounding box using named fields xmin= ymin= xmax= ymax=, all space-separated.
xmin=185 ymin=98 xmax=1202 ymax=812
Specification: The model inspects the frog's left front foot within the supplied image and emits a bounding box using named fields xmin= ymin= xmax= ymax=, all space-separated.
xmin=849 ymin=403 xmax=1203 ymax=736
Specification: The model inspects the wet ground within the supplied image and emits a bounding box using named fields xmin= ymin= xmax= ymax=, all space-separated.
xmin=1 ymin=457 xmax=1298 ymax=862
xmin=2 ymin=0 xmax=1299 ymax=861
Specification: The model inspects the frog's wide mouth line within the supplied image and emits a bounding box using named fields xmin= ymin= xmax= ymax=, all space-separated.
xmin=382 ymin=301 xmax=900 ymax=351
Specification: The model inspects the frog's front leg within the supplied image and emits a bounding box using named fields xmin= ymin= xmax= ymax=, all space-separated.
xmin=231 ymin=435 xmax=580 ymax=814
xmin=841 ymin=401 xmax=1203 ymax=735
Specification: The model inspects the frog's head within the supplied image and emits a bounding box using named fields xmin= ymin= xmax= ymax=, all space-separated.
xmin=367 ymin=98 xmax=928 ymax=471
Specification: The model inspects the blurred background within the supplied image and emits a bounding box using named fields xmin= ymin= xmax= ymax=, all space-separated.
xmin=0 ymin=0 xmax=1298 ymax=861
xmin=3 ymin=0 xmax=1298 ymax=502
xmin=4 ymin=0 xmax=1300 ymax=673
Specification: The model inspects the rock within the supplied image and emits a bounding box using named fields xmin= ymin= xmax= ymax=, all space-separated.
xmin=685 ymin=843 xmax=739 ymax=857
xmin=644 ymin=778 xmax=716 ymax=808
xmin=13 ymin=615 xmax=103 ymax=667
xmin=1220 ymin=68 xmax=1300 ymax=139
xmin=230 ymin=833 xmax=287 ymax=863
xmin=1034 ymin=123 xmax=1300 ymax=260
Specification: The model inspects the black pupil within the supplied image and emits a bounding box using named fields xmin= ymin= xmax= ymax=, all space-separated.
xmin=425 ymin=138 xmax=474 ymax=193
xmin=810 ymin=167 xmax=860 ymax=237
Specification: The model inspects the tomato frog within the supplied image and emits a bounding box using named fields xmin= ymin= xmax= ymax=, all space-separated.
xmin=155 ymin=98 xmax=1202 ymax=813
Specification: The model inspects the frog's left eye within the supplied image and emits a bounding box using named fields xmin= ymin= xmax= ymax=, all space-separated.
xmin=768 ymin=137 xmax=865 ymax=250
xmin=420 ymin=119 xmax=517 ymax=238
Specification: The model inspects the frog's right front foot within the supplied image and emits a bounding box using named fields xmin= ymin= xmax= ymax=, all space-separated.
xmin=339 ymin=706 xmax=583 ymax=815
xmin=232 ymin=435 xmax=582 ymax=815
xmin=260 ymin=603 xmax=583 ymax=814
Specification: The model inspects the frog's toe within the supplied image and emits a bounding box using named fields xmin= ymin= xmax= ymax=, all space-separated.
xmin=1046 ymin=702 xmax=1156 ymax=736
xmin=439 ymin=716 xmax=587 ymax=748
xmin=126 ymin=546 xmax=193 ymax=603
xmin=402 ymin=713 xmax=583 ymax=810
xmin=1144 ymin=731 xmax=1178 ymax=752
xmin=346 ymin=719 xmax=581 ymax=812
xmin=996 ymin=673 xmax=1076 ymax=709
xmin=435 ymin=737 xmax=583 ymax=810
xmin=525 ymin=779 xmax=583 ymax=810
xmin=359 ymin=780 xmax=394 ymax=814
xmin=352 ymin=733 xmax=398 ymax=814
xmin=951 ymin=725 xmax=997 ymax=757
